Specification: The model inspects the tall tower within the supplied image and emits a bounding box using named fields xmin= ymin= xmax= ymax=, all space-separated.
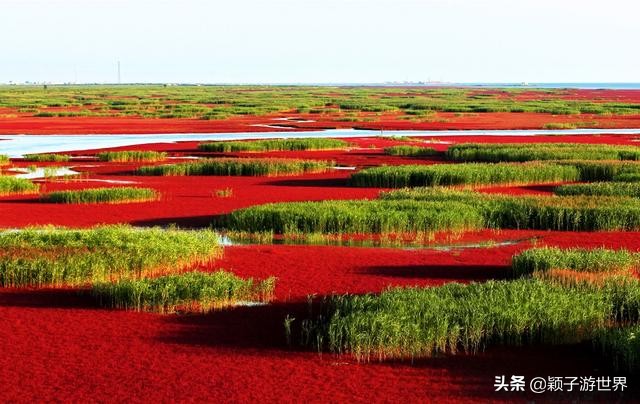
xmin=117 ymin=61 xmax=121 ymax=84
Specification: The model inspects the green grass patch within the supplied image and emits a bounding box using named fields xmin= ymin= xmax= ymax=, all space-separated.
xmin=198 ymin=138 xmax=349 ymax=152
xmin=0 ymin=225 xmax=221 ymax=287
xmin=297 ymin=279 xmax=620 ymax=361
xmin=222 ymin=200 xmax=484 ymax=235
xmin=512 ymin=247 xmax=638 ymax=280
xmin=556 ymin=182 xmax=640 ymax=198
xmin=92 ymin=271 xmax=276 ymax=313
xmin=384 ymin=145 xmax=438 ymax=157
xmin=225 ymin=188 xmax=640 ymax=234
xmin=381 ymin=188 xmax=640 ymax=231
xmin=556 ymin=160 xmax=640 ymax=182
xmin=43 ymin=187 xmax=159 ymax=204
xmin=543 ymin=122 xmax=578 ymax=129
xmin=23 ymin=153 xmax=71 ymax=162
xmin=2 ymin=85 xmax=640 ymax=120
xmin=0 ymin=176 xmax=39 ymax=195
xmin=97 ymin=151 xmax=167 ymax=162
xmin=136 ymin=158 xmax=334 ymax=176
xmin=349 ymin=162 xmax=579 ymax=188
xmin=446 ymin=143 xmax=640 ymax=162
xmin=0 ymin=155 xmax=8 ymax=166
xmin=595 ymin=325 xmax=640 ymax=373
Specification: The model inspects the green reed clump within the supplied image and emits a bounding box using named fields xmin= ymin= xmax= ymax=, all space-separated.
xmin=299 ymin=279 xmax=614 ymax=361
xmin=446 ymin=143 xmax=640 ymax=162
xmin=559 ymin=161 xmax=640 ymax=182
xmin=381 ymin=187 xmax=640 ymax=231
xmin=614 ymin=173 xmax=640 ymax=182
xmin=92 ymin=271 xmax=276 ymax=313
xmin=543 ymin=123 xmax=578 ymax=130
xmin=512 ymin=247 xmax=639 ymax=278
xmin=136 ymin=158 xmax=334 ymax=176
xmin=23 ymin=153 xmax=71 ymax=162
xmin=44 ymin=187 xmax=159 ymax=204
xmin=349 ymin=162 xmax=579 ymax=188
xmin=0 ymin=176 xmax=39 ymax=195
xmin=0 ymin=225 xmax=221 ymax=287
xmin=556 ymin=182 xmax=640 ymax=198
xmin=222 ymin=199 xmax=484 ymax=235
xmin=384 ymin=145 xmax=438 ymax=157
xmin=594 ymin=325 xmax=640 ymax=373
xmin=198 ymin=138 xmax=349 ymax=152
xmin=97 ymin=150 xmax=167 ymax=162
xmin=0 ymin=155 xmax=9 ymax=166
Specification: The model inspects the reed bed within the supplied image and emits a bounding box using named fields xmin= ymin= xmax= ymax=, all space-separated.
xmin=349 ymin=162 xmax=579 ymax=188
xmin=225 ymin=188 xmax=640 ymax=234
xmin=43 ymin=187 xmax=159 ymax=204
xmin=92 ymin=271 xmax=276 ymax=313
xmin=299 ymin=279 xmax=616 ymax=361
xmin=512 ymin=247 xmax=639 ymax=282
xmin=222 ymin=200 xmax=484 ymax=235
xmin=136 ymin=158 xmax=335 ymax=176
xmin=446 ymin=143 xmax=640 ymax=162
xmin=556 ymin=182 xmax=640 ymax=198
xmin=3 ymin=85 xmax=639 ymax=120
xmin=23 ymin=153 xmax=71 ymax=162
xmin=0 ymin=176 xmax=39 ymax=195
xmin=0 ymin=225 xmax=221 ymax=287
xmin=383 ymin=145 xmax=438 ymax=157
xmin=559 ymin=160 xmax=640 ymax=182
xmin=381 ymin=188 xmax=640 ymax=231
xmin=97 ymin=151 xmax=167 ymax=162
xmin=198 ymin=138 xmax=349 ymax=152
xmin=0 ymin=155 xmax=9 ymax=166
xmin=595 ymin=325 xmax=640 ymax=373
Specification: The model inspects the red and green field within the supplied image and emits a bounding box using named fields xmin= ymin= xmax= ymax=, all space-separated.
xmin=1 ymin=86 xmax=640 ymax=402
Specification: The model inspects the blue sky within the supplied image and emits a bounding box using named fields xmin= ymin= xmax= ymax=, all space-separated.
xmin=2 ymin=0 xmax=638 ymax=84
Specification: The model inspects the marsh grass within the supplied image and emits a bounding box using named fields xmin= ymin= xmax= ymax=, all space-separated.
xmin=222 ymin=199 xmax=484 ymax=235
xmin=349 ymin=162 xmax=579 ymax=188
xmin=556 ymin=160 xmax=640 ymax=182
xmin=595 ymin=325 xmax=640 ymax=373
xmin=23 ymin=153 xmax=71 ymax=162
xmin=381 ymin=188 xmax=640 ymax=231
xmin=512 ymin=247 xmax=639 ymax=284
xmin=543 ymin=123 xmax=578 ymax=129
xmin=446 ymin=143 xmax=640 ymax=162
xmin=136 ymin=158 xmax=335 ymax=176
xmin=224 ymin=188 xmax=640 ymax=235
xmin=556 ymin=182 xmax=640 ymax=198
xmin=92 ymin=271 xmax=276 ymax=313
xmin=0 ymin=176 xmax=39 ymax=195
xmin=97 ymin=151 xmax=167 ymax=162
xmin=0 ymin=225 xmax=222 ymax=287
xmin=384 ymin=145 xmax=438 ymax=157
xmin=0 ymin=155 xmax=9 ymax=166
xmin=198 ymin=138 xmax=349 ymax=152
xmin=299 ymin=279 xmax=617 ymax=361
xmin=44 ymin=187 xmax=159 ymax=204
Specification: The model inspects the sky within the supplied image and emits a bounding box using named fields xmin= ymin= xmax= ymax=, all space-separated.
xmin=1 ymin=0 xmax=639 ymax=84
